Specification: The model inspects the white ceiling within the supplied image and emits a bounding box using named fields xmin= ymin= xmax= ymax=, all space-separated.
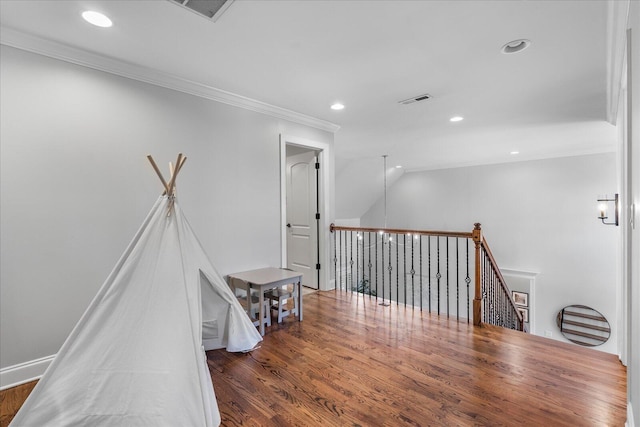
xmin=0 ymin=0 xmax=616 ymax=216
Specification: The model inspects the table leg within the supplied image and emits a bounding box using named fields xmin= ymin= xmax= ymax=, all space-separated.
xmin=298 ymin=280 xmax=303 ymax=322
xmin=258 ymin=284 xmax=265 ymax=336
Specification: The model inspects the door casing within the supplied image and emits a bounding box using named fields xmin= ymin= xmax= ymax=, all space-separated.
xmin=280 ymin=134 xmax=331 ymax=291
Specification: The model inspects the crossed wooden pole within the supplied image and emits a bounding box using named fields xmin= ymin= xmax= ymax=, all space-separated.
xmin=147 ymin=153 xmax=187 ymax=214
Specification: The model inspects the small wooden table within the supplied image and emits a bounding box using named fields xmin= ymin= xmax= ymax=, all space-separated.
xmin=227 ymin=267 xmax=303 ymax=336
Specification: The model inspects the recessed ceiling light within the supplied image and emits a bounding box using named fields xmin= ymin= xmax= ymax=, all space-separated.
xmin=510 ymin=151 xmax=520 ymax=155
xmin=82 ymin=11 xmax=113 ymax=28
xmin=449 ymin=116 xmax=464 ymax=122
xmin=395 ymin=165 xmax=402 ymax=169
xmin=330 ymin=103 xmax=345 ymax=110
xmin=501 ymin=39 xmax=531 ymax=54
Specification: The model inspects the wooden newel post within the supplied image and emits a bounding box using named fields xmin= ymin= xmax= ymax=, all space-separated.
xmin=472 ymin=223 xmax=483 ymax=327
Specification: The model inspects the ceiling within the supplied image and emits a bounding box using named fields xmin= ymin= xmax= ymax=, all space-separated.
xmin=0 ymin=0 xmax=616 ymax=215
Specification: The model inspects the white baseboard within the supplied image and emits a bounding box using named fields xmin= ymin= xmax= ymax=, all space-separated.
xmin=628 ymin=401 xmax=635 ymax=427
xmin=0 ymin=355 xmax=55 ymax=390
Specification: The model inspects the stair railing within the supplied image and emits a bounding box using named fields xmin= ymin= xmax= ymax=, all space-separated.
xmin=330 ymin=223 xmax=524 ymax=331
xmin=472 ymin=223 xmax=524 ymax=331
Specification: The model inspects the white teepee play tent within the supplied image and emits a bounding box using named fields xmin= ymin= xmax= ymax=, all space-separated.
xmin=10 ymin=154 xmax=262 ymax=426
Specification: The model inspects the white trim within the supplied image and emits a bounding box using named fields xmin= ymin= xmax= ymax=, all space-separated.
xmin=627 ymin=400 xmax=635 ymax=427
xmin=280 ymin=134 xmax=332 ymax=291
xmin=617 ymin=41 xmax=630 ymax=366
xmin=0 ymin=27 xmax=340 ymax=134
xmin=0 ymin=355 xmax=54 ymax=390
xmin=500 ymin=268 xmax=539 ymax=279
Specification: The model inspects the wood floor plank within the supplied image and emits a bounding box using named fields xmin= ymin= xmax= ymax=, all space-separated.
xmin=1 ymin=290 xmax=627 ymax=426
xmin=0 ymin=381 xmax=36 ymax=427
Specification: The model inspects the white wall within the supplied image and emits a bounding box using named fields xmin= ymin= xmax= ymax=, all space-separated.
xmin=360 ymin=153 xmax=619 ymax=354
xmin=0 ymin=46 xmax=333 ymax=378
xmin=335 ymin=156 xmax=404 ymax=220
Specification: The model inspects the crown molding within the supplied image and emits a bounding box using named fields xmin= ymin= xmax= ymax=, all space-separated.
xmin=0 ymin=27 xmax=340 ymax=133
xmin=404 ymin=146 xmax=616 ymax=174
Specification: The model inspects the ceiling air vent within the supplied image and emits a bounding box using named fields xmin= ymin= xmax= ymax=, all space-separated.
xmin=169 ymin=0 xmax=234 ymax=22
xmin=398 ymin=93 xmax=432 ymax=105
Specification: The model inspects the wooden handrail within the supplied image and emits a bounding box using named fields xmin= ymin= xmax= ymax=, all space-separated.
xmin=481 ymin=237 xmax=523 ymax=318
xmin=330 ymin=224 xmax=473 ymax=239
xmin=472 ymin=225 xmax=523 ymax=330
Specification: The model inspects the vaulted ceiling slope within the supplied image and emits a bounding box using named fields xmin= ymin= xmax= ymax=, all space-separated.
xmin=0 ymin=0 xmax=616 ymax=217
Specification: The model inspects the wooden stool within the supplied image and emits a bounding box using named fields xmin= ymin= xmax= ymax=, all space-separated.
xmin=267 ymin=285 xmax=298 ymax=323
xmin=251 ymin=296 xmax=271 ymax=329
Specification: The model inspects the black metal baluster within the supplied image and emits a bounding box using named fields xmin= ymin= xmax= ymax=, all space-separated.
xmin=456 ymin=238 xmax=460 ymax=321
xmin=428 ymin=236 xmax=432 ymax=313
xmin=344 ymin=230 xmax=349 ymax=292
xmin=493 ymin=270 xmax=497 ymax=325
xmin=494 ymin=273 xmax=498 ymax=325
xmin=488 ymin=266 xmax=492 ymax=324
xmin=333 ymin=230 xmax=338 ymax=291
xmin=356 ymin=232 xmax=360 ymax=294
xmin=360 ymin=233 xmax=364 ymax=295
xmin=361 ymin=232 xmax=365 ymax=296
xmin=338 ymin=230 xmax=342 ymax=291
xmin=419 ymin=235 xmax=423 ymax=311
xmin=437 ymin=236 xmax=441 ymax=315
xmin=482 ymin=252 xmax=487 ymax=323
xmin=491 ymin=259 xmax=495 ymax=324
xmin=396 ymin=233 xmax=399 ymax=306
xmin=491 ymin=272 xmax=495 ymax=324
xmin=349 ymin=231 xmax=354 ymax=292
xmin=464 ymin=238 xmax=471 ymax=323
xmin=368 ymin=232 xmax=372 ymax=298
xmin=363 ymin=232 xmax=367 ymax=297
xmin=502 ymin=287 xmax=506 ymax=327
xmin=381 ymin=233 xmax=385 ymax=304
xmin=486 ymin=261 xmax=490 ymax=324
xmin=376 ymin=233 xmax=379 ymax=301
xmin=446 ymin=237 xmax=450 ymax=318
xmin=489 ymin=255 xmax=493 ymax=324
xmin=501 ymin=282 xmax=505 ymax=327
xmin=340 ymin=230 xmax=343 ymax=291
xmin=497 ymin=274 xmax=500 ymax=326
xmin=388 ymin=233 xmax=393 ymax=304
xmin=403 ymin=234 xmax=407 ymax=307
xmin=411 ymin=235 xmax=415 ymax=308
xmin=495 ymin=273 xmax=499 ymax=325
xmin=491 ymin=258 xmax=495 ymax=324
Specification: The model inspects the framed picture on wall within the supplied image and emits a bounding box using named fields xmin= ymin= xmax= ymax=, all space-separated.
xmin=512 ymin=291 xmax=528 ymax=307
xmin=517 ymin=307 xmax=529 ymax=323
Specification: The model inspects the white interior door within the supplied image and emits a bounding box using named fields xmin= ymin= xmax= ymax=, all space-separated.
xmin=286 ymin=150 xmax=318 ymax=289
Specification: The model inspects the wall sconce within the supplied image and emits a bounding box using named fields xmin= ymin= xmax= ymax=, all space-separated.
xmin=597 ymin=194 xmax=619 ymax=226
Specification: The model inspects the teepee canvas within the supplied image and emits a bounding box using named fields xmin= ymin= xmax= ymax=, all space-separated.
xmin=10 ymin=154 xmax=262 ymax=426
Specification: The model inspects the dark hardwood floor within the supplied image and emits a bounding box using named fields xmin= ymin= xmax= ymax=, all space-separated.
xmin=1 ymin=290 xmax=627 ymax=426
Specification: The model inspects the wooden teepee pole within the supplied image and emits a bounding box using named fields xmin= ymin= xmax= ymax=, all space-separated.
xmin=147 ymin=153 xmax=187 ymax=197
xmin=165 ymin=153 xmax=183 ymax=197
xmin=168 ymin=155 xmax=188 ymax=196
xmin=147 ymin=155 xmax=169 ymax=194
